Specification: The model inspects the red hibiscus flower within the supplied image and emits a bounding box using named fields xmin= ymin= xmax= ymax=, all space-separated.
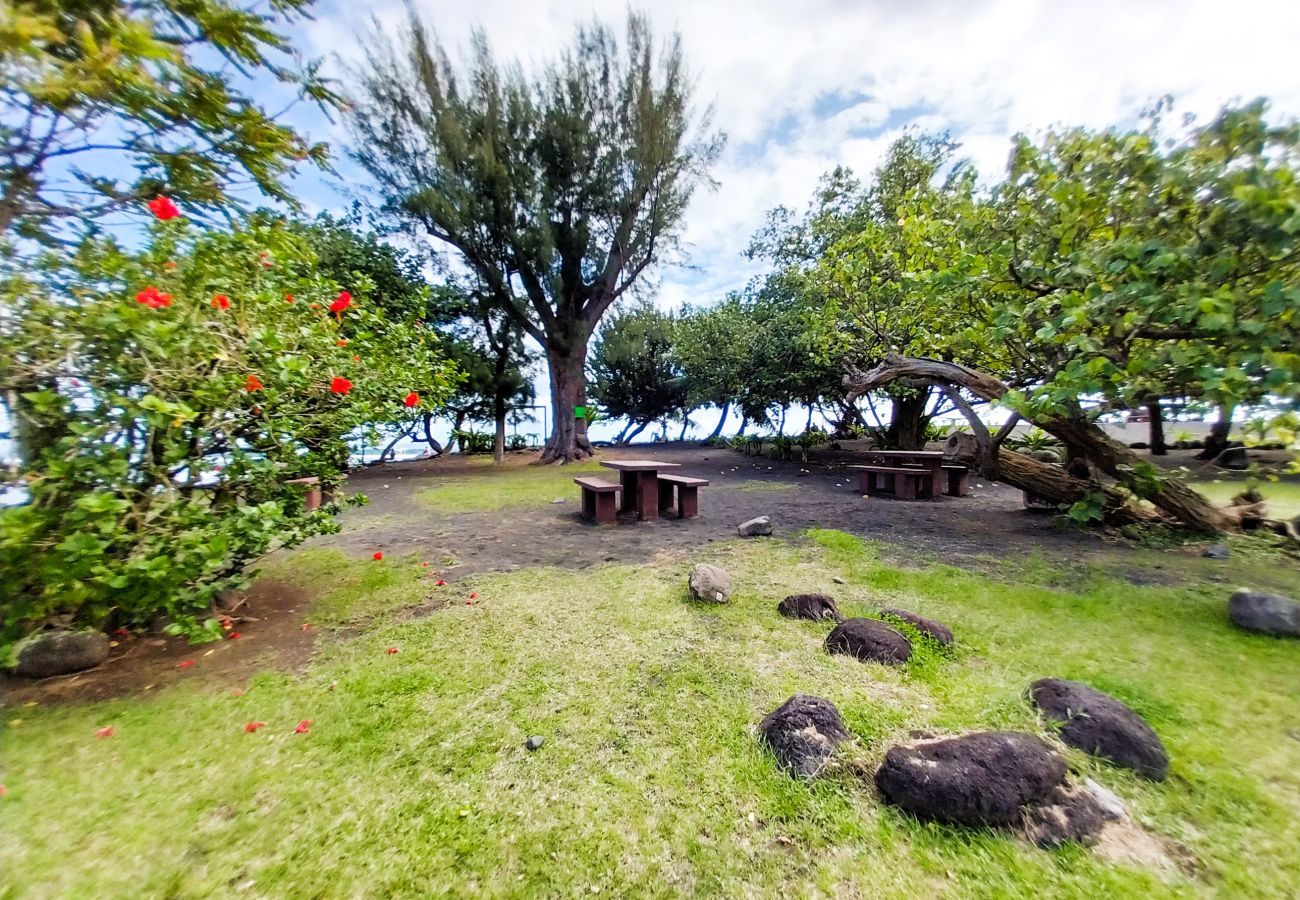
xmin=95 ymin=725 xmax=115 ymax=738
xmin=0 ymin=784 xmax=8 ymax=797
xmin=147 ymin=196 xmax=180 ymax=220
xmin=245 ymin=374 xmax=264 ymax=392
xmin=244 ymin=721 xmax=267 ymax=733
xmin=285 ymin=294 xmax=294 ymax=303
xmin=352 ymin=355 xmax=360 ymax=362
xmin=258 ymin=251 xmax=273 ymax=269
xmin=372 ymin=551 xmax=383 ymax=561
xmin=385 ymin=646 xmax=399 ymax=655
xmin=176 ymin=659 xmax=196 ymax=669
xmin=135 ymin=286 xmax=172 ymax=309
xmin=330 ymin=376 xmax=352 ymax=395
xmin=211 ymin=294 xmax=230 ymax=310
xmin=114 ymin=626 xmax=130 ymax=636
xmin=403 ymin=391 xmax=420 ymax=408
xmin=337 ymin=339 xmax=348 ymax=347
xmin=294 ymin=719 xmax=312 ymax=734
xmin=329 ymin=291 xmax=352 ymax=314
xmin=164 ymin=260 xmax=177 ymax=270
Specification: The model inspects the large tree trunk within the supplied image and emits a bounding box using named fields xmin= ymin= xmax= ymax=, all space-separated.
xmin=540 ymin=341 xmax=594 ymax=463
xmin=624 ymin=420 xmax=650 ymax=444
xmin=708 ymin=401 xmax=730 ymax=439
xmin=492 ymin=393 xmax=507 ymax=464
xmin=846 ymin=353 xmax=1230 ymax=532
xmin=1196 ymin=404 xmax=1233 ymax=461
xmin=1147 ymin=399 xmax=1167 ymax=456
xmin=887 ymin=387 xmax=930 ymax=450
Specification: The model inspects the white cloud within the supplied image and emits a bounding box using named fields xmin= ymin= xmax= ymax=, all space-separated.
xmin=302 ymin=0 xmax=1300 ymax=309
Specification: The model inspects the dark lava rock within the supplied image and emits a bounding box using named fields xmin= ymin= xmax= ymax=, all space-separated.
xmin=874 ymin=731 xmax=1067 ymax=826
xmin=759 ymin=694 xmax=850 ymax=778
xmin=1021 ymin=783 xmax=1107 ymax=848
xmin=1201 ymin=543 xmax=1231 ymax=560
xmin=825 ymin=618 xmax=911 ymax=664
xmin=778 ymin=593 xmax=843 ymax=622
xmin=524 ymin=735 xmax=545 ymax=751
xmin=1030 ymin=678 xmax=1169 ymax=780
xmin=881 ymin=608 xmax=954 ymax=646
xmin=1228 ymin=589 xmax=1300 ymax=637
xmin=12 ymin=630 xmax=110 ymax=678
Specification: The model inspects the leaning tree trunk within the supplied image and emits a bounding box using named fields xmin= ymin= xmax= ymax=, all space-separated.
xmin=540 ymin=342 xmax=594 ymax=463
xmin=708 ymin=401 xmax=730 ymax=439
xmin=1147 ymin=399 xmax=1167 ymax=456
xmin=845 ymin=353 xmax=1230 ymax=532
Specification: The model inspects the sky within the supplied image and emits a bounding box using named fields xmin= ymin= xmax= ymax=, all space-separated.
xmin=284 ymin=0 xmax=1300 ymax=323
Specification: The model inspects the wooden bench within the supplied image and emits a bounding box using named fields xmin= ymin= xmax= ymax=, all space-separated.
xmin=657 ymin=474 xmax=709 ymax=518
xmin=853 ymin=465 xmax=931 ymax=500
xmin=574 ymin=477 xmax=622 ymax=524
xmin=942 ymin=464 xmax=970 ymax=497
xmin=283 ymin=476 xmax=322 ymax=511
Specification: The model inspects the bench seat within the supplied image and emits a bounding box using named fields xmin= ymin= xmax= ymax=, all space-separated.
xmin=574 ymin=477 xmax=622 ymax=524
xmin=657 ymin=473 xmax=709 ymax=518
xmin=941 ymin=464 xmax=970 ymax=497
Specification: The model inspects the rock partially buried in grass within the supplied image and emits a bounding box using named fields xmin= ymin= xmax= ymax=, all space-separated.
xmin=736 ymin=516 xmax=773 ymax=537
xmin=759 ymin=694 xmax=849 ymax=778
xmin=12 ymin=630 xmax=109 ymax=678
xmin=1029 ymin=678 xmax=1169 ymax=780
xmin=874 ymin=731 xmax=1067 ymax=826
xmin=1228 ymin=589 xmax=1300 ymax=637
xmin=825 ymin=618 xmax=911 ymax=664
xmin=688 ymin=563 xmax=732 ymax=603
xmin=524 ymin=735 xmax=545 ymax=751
xmin=778 ymin=593 xmax=843 ymax=622
xmin=881 ymin=608 xmax=954 ymax=646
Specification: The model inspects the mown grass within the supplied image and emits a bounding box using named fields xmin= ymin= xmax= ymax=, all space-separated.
xmin=413 ymin=458 xmax=604 ymax=514
xmin=3 ymin=534 xmax=1298 ymax=898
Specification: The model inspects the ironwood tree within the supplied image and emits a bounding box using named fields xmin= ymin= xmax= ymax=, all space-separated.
xmin=347 ymin=12 xmax=723 ymax=462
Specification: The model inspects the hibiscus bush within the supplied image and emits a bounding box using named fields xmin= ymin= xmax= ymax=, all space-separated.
xmin=0 ymin=208 xmax=458 ymax=652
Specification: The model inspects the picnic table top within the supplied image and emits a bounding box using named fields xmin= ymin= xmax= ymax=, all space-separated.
xmin=863 ymin=450 xmax=946 ymax=459
xmin=599 ymin=459 xmax=682 ymax=472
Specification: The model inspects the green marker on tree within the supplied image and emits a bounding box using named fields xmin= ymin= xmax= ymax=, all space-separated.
xmin=574 ymin=406 xmax=586 ymax=418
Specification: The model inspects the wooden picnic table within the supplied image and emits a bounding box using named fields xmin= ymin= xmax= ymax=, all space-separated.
xmin=599 ymin=459 xmax=681 ymax=520
xmin=860 ymin=450 xmax=947 ymax=498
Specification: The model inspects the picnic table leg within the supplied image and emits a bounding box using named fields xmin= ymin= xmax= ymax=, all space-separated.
xmin=618 ymin=471 xmax=638 ymax=512
xmin=928 ymin=464 xmax=944 ymax=499
xmin=582 ymin=488 xmax=597 ymax=521
xmin=897 ymin=474 xmax=919 ymax=500
xmin=595 ymin=490 xmax=618 ymax=524
xmin=637 ymin=474 xmax=659 ymax=520
xmin=678 ymin=486 xmax=699 ymax=518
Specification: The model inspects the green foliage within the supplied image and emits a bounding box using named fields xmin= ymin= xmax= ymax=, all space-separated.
xmin=0 ymin=214 xmax=457 ymax=646
xmin=1004 ymin=428 xmax=1062 ymax=454
xmin=590 ymin=306 xmax=688 ymax=437
xmin=1 ymin=0 xmax=339 ymax=242
xmin=451 ymin=429 xmax=494 ymax=455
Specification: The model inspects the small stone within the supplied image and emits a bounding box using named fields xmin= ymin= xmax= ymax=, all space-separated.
xmin=1030 ymin=678 xmax=1169 ymax=780
xmin=1020 ymin=782 xmax=1107 ymax=848
xmin=759 ymin=694 xmax=850 ymax=778
xmin=881 ymin=608 xmax=954 ymax=646
xmin=825 ymin=618 xmax=911 ymax=664
xmin=737 ymin=516 xmax=773 ymax=537
xmin=551 ymin=498 xmax=566 ymax=504
xmin=12 ymin=630 xmax=110 ymax=679
xmin=831 ymin=576 xmax=846 ymax=585
xmin=875 ymin=731 xmax=1067 ymax=826
xmin=688 ymin=563 xmax=732 ymax=603
xmin=777 ymin=593 xmax=843 ymax=621
xmin=1201 ymin=543 xmax=1230 ymax=560
xmin=525 ymin=735 xmax=545 ymax=751
xmin=1082 ymin=777 xmax=1127 ymax=822
xmin=1228 ymin=589 xmax=1300 ymax=637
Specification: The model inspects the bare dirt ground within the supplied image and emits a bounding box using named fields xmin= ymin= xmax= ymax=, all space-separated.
xmin=7 ymin=441 xmax=1291 ymax=705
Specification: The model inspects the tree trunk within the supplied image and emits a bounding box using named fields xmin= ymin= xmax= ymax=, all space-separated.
xmin=887 ymin=388 xmax=930 ymax=450
xmin=1197 ymin=404 xmax=1233 ymax=460
xmin=846 ymin=353 xmax=1229 ymax=532
xmin=804 ymin=405 xmax=815 ymax=432
xmin=1147 ymin=399 xmax=1166 ymax=456
xmin=708 ymin=401 xmax=730 ymax=439
xmin=736 ymin=416 xmax=748 ymax=436
xmin=540 ymin=342 xmax=594 ymax=463
xmin=448 ymin=410 xmax=466 ymax=453
xmin=678 ymin=417 xmax=690 ymax=441
xmin=624 ymin=420 xmax=649 ymax=444
xmin=421 ymin=413 xmax=444 ymax=456
xmin=777 ymin=406 xmax=787 ymax=435
xmin=492 ymin=394 xmax=507 ymax=464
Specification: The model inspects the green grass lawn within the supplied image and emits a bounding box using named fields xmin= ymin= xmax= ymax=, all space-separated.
xmin=1192 ymin=478 xmax=1300 ymax=520
xmin=4 ymin=532 xmax=1298 ymax=897
xmin=414 ymin=459 xmax=605 ymax=513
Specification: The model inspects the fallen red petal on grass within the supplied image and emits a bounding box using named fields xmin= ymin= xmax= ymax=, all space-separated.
xmin=231 ymin=689 xmax=245 ymax=697
xmin=469 ymin=593 xmax=478 ymax=599
xmin=294 ymin=720 xmax=311 ymax=734
xmin=228 ymin=632 xmax=241 ymax=640
xmin=0 ymin=784 xmax=7 ymax=797
xmin=435 ymin=580 xmax=445 ymax=586
xmin=244 ymin=721 xmax=267 ymax=733
xmin=420 ymin=561 xmax=430 ymax=567
xmin=113 ymin=627 xmax=130 ymax=636
xmin=385 ymin=646 xmax=399 ymax=655
xmin=301 ymin=623 xmax=312 ymax=631
xmin=372 ymin=551 xmax=383 ymax=560
xmin=95 ymin=726 xmax=114 ymax=738
xmin=466 ymin=600 xmax=473 ymax=606
xmin=176 ymin=659 xmax=196 ymax=669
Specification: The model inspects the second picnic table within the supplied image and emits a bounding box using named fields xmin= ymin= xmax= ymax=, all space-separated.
xmin=852 ymin=449 xmax=947 ymax=499
xmin=599 ymin=459 xmax=681 ymax=520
